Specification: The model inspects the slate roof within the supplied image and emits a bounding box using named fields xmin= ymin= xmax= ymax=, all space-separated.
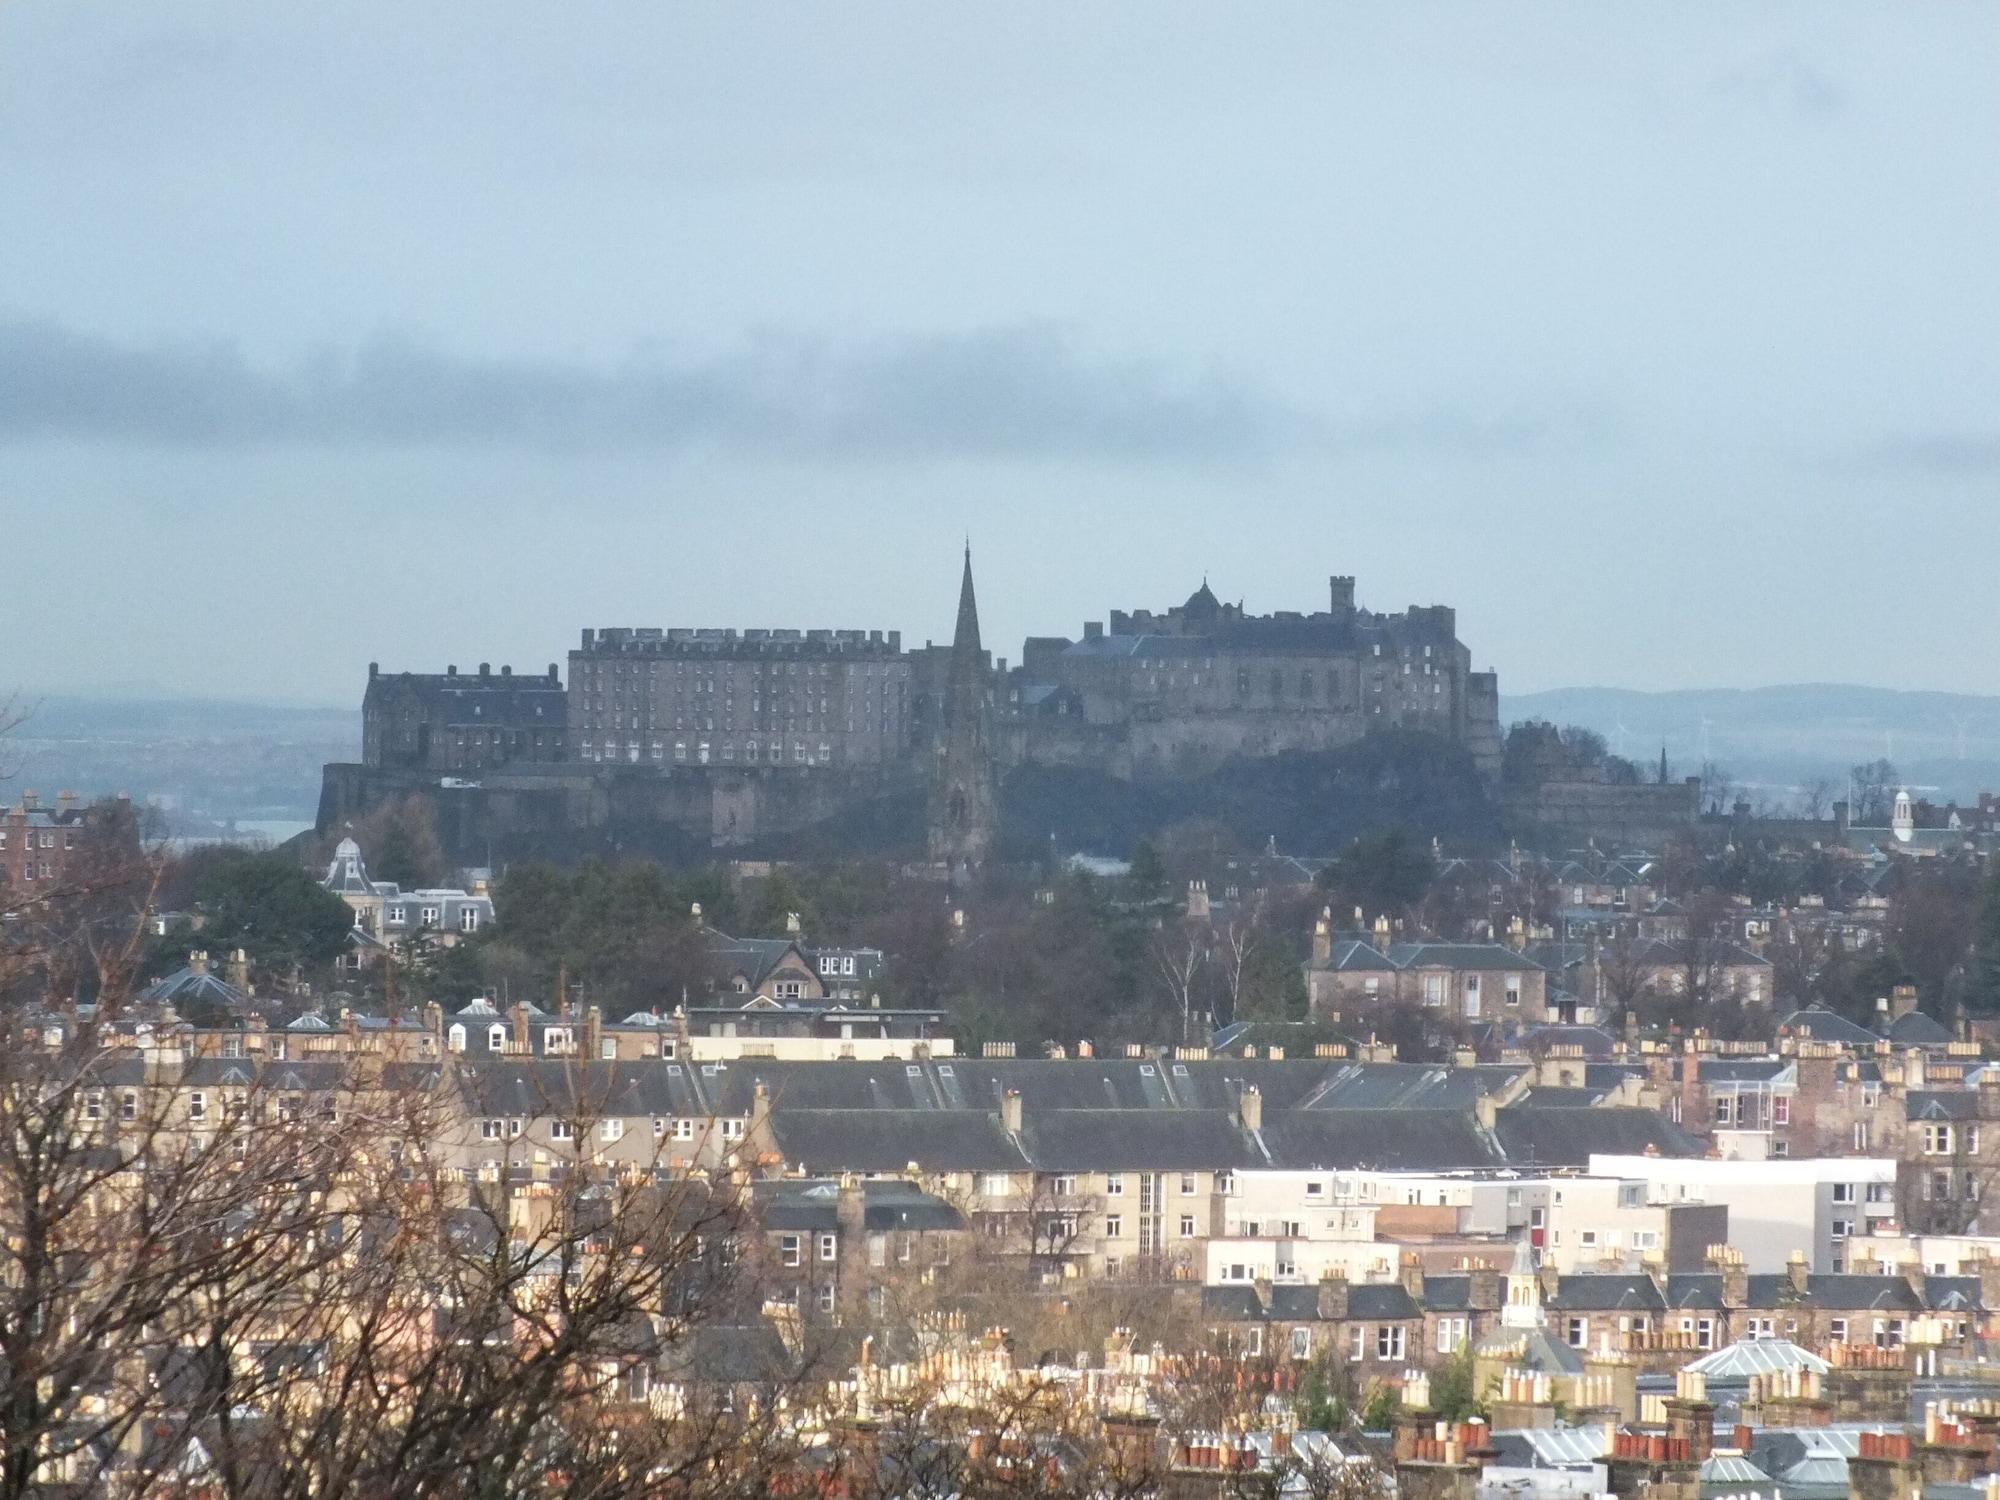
xmin=1022 ymin=1111 xmax=1264 ymax=1172
xmin=1201 ymin=1283 xmax=1422 ymax=1324
xmin=1260 ymin=1110 xmax=1502 ymax=1172
xmin=1298 ymin=1063 xmax=1526 ymax=1111
xmin=1420 ymin=1275 xmax=1472 ymax=1311
xmin=1883 ymin=1009 xmax=1954 ymax=1047
xmin=1908 ymin=1091 xmax=1981 ymax=1122
xmin=767 ymin=1111 xmax=1029 ymax=1174
xmin=1386 ymin=943 xmax=1545 ymax=972
xmin=1324 ymin=940 xmax=1397 ymax=973
xmin=1492 ymin=1106 xmax=1697 ymax=1167
xmin=1777 ymin=1005 xmax=1879 ymax=1048
xmin=1686 ymin=1059 xmax=1793 ymax=1086
xmin=455 ymin=1059 xmax=705 ymax=1118
xmin=753 ymin=1179 xmax=964 ymax=1234
xmin=1545 ymin=1275 xmax=1665 ymax=1313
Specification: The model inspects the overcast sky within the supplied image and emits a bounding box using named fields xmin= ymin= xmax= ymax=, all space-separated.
xmin=2 ymin=3 xmax=1994 ymax=704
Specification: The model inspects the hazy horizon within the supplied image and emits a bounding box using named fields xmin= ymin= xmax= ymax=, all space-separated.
xmin=3 ymin=4 xmax=1994 ymax=702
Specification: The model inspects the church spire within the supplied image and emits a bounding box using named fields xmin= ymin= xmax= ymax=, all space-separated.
xmin=930 ymin=545 xmax=998 ymax=871
xmin=952 ymin=543 xmax=982 ymax=660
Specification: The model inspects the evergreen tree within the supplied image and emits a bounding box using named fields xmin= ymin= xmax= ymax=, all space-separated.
xmin=1127 ymin=840 xmax=1167 ymax=899
xmin=1973 ymin=864 xmax=2000 ymax=1015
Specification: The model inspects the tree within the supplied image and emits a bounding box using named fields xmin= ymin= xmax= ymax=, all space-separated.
xmin=1126 ymin=841 xmax=1167 ymax=900
xmin=188 ymin=849 xmax=354 ymax=975
xmin=1851 ymin=759 xmax=1899 ymax=825
xmin=1317 ymin=829 xmax=1436 ymax=923
xmin=1150 ymin=920 xmax=1213 ymax=1044
xmin=1973 ymin=863 xmax=2000 ymax=1016
xmin=346 ymin=794 xmax=449 ymax=889
xmin=1887 ymin=858 xmax=1981 ymax=1011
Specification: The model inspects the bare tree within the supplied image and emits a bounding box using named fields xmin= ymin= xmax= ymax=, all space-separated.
xmin=1151 ymin=920 xmax=1213 ymax=1044
xmin=1799 ymin=777 xmax=1834 ymax=821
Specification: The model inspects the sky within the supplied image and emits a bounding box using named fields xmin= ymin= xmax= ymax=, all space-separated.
xmin=1 ymin=3 xmax=1995 ymax=704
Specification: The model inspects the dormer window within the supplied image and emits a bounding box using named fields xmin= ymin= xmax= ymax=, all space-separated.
xmin=448 ymin=1024 xmax=466 ymax=1053
xmin=487 ymin=1023 xmax=507 ymax=1053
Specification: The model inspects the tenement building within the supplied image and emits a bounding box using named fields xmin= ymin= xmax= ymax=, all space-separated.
xmin=1006 ymin=574 xmax=1503 ymax=779
xmin=568 ymin=626 xmax=911 ymax=770
xmin=362 ymin=661 xmax=567 ymax=772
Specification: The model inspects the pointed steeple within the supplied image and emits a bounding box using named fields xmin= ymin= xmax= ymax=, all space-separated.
xmin=1658 ymin=746 xmax=1669 ymax=785
xmin=930 ymin=545 xmax=998 ymax=869
xmin=952 ymin=544 xmax=982 ymax=660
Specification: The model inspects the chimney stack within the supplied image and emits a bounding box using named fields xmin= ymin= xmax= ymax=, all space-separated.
xmin=1238 ymin=1084 xmax=1263 ymax=1134
xmin=1000 ymin=1088 xmax=1023 ymax=1134
xmin=1315 ymin=1270 xmax=1349 ymax=1321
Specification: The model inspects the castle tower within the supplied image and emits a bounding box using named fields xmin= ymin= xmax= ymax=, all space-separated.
xmin=929 ymin=546 xmax=999 ymax=870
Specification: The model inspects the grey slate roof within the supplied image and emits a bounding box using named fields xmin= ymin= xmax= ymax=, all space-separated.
xmin=1545 ymin=1275 xmax=1665 ymax=1313
xmin=1386 ymin=943 xmax=1545 ymax=972
xmin=1492 ymin=1106 xmax=1697 ymax=1166
xmin=767 ymin=1110 xmax=1029 ymax=1174
xmin=1201 ymin=1283 xmax=1422 ymax=1324
xmin=1883 ymin=1009 xmax=1953 ymax=1047
xmin=1777 ymin=1005 xmax=1879 ymax=1048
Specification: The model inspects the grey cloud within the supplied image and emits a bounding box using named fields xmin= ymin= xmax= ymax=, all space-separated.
xmin=1707 ymin=49 xmax=1846 ymax=117
xmin=0 ymin=317 xmax=1618 ymax=468
xmin=1865 ymin=432 xmax=2000 ymax=475
xmin=0 ymin=318 xmax=1291 ymax=465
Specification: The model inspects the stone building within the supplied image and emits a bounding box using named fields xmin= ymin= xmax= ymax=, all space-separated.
xmin=928 ymin=546 xmax=999 ymax=869
xmin=1 ymin=789 xmax=95 ymax=897
xmin=0 ymin=790 xmax=140 ymax=905
xmin=1306 ymin=915 xmax=1552 ymax=1025
xmin=1006 ymin=574 xmax=1504 ymax=781
xmin=362 ymin=661 xmax=566 ymax=772
xmin=568 ymin=624 xmax=910 ymax=770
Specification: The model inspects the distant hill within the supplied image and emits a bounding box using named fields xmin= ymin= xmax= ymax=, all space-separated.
xmin=1502 ymin=684 xmax=2000 ymax=806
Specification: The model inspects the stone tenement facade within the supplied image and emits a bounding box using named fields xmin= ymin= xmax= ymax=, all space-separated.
xmin=1004 ymin=575 xmax=1503 ymax=781
xmin=568 ymin=626 xmax=912 ymax=771
xmin=362 ymin=661 xmax=566 ymax=773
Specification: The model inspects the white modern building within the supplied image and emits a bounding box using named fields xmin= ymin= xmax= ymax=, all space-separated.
xmin=1588 ymin=1154 xmax=1897 ymax=1273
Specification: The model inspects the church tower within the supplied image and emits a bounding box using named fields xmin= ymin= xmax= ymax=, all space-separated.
xmin=929 ymin=546 xmax=999 ymax=870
